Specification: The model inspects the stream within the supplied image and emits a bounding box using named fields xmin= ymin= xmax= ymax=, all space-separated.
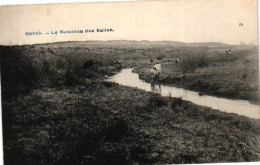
xmin=107 ymin=68 xmax=260 ymax=119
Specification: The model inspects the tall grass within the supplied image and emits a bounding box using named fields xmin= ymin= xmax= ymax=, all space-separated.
xmin=0 ymin=46 xmax=122 ymax=99
xmin=1 ymin=47 xmax=38 ymax=99
xmin=181 ymin=53 xmax=210 ymax=72
xmin=1 ymin=44 xmax=259 ymax=164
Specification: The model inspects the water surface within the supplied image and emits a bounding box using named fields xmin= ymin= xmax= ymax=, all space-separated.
xmin=107 ymin=69 xmax=260 ymax=119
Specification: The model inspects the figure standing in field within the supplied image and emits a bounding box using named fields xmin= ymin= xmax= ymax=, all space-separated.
xmin=150 ymin=60 xmax=161 ymax=92
xmin=150 ymin=63 xmax=161 ymax=81
xmin=226 ymin=49 xmax=232 ymax=55
xmin=111 ymin=60 xmax=122 ymax=71
xmin=175 ymin=57 xmax=180 ymax=64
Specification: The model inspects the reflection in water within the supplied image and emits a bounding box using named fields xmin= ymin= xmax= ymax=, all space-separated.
xmin=107 ymin=68 xmax=260 ymax=119
xmin=151 ymin=83 xmax=161 ymax=94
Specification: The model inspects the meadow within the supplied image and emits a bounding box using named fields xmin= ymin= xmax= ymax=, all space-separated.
xmin=1 ymin=41 xmax=259 ymax=164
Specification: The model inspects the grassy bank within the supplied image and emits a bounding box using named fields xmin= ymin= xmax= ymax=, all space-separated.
xmin=3 ymin=81 xmax=260 ymax=164
xmin=132 ymin=48 xmax=259 ymax=104
xmin=1 ymin=42 xmax=260 ymax=164
xmin=2 ymin=41 xmax=258 ymax=103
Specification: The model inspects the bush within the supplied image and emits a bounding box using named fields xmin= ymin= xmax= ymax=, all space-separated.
xmin=181 ymin=57 xmax=196 ymax=72
xmin=156 ymin=54 xmax=165 ymax=60
xmin=197 ymin=54 xmax=209 ymax=68
xmin=241 ymin=72 xmax=248 ymax=79
xmin=82 ymin=60 xmax=94 ymax=69
xmin=56 ymin=58 xmax=65 ymax=69
xmin=64 ymin=70 xmax=78 ymax=86
xmin=0 ymin=46 xmax=38 ymax=99
xmin=181 ymin=54 xmax=209 ymax=72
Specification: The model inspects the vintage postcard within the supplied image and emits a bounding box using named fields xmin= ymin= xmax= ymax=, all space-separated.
xmin=0 ymin=0 xmax=259 ymax=164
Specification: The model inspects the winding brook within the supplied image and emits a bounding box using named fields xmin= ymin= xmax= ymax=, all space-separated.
xmin=107 ymin=68 xmax=260 ymax=119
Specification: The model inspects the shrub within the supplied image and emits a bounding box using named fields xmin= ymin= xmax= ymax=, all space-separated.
xmin=181 ymin=54 xmax=209 ymax=72
xmin=64 ymin=70 xmax=78 ymax=86
xmin=197 ymin=54 xmax=209 ymax=68
xmin=156 ymin=54 xmax=165 ymax=60
xmin=0 ymin=46 xmax=38 ymax=99
xmin=241 ymin=72 xmax=248 ymax=79
xmin=181 ymin=57 xmax=196 ymax=72
xmin=82 ymin=60 xmax=94 ymax=69
xmin=56 ymin=58 xmax=65 ymax=69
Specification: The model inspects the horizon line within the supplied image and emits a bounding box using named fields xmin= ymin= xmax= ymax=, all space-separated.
xmin=1 ymin=40 xmax=257 ymax=47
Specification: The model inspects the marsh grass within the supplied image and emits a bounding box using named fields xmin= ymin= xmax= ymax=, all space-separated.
xmin=4 ymin=81 xmax=259 ymax=164
xmin=181 ymin=51 xmax=210 ymax=72
xmin=1 ymin=43 xmax=259 ymax=164
xmin=134 ymin=46 xmax=259 ymax=103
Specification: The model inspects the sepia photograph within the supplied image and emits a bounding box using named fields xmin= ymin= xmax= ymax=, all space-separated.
xmin=0 ymin=0 xmax=259 ymax=164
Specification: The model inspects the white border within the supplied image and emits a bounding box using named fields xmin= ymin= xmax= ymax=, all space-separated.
xmin=0 ymin=0 xmax=135 ymax=5
xmin=0 ymin=1 xmax=259 ymax=165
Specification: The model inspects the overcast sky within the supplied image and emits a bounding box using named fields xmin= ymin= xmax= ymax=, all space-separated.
xmin=0 ymin=0 xmax=258 ymax=45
